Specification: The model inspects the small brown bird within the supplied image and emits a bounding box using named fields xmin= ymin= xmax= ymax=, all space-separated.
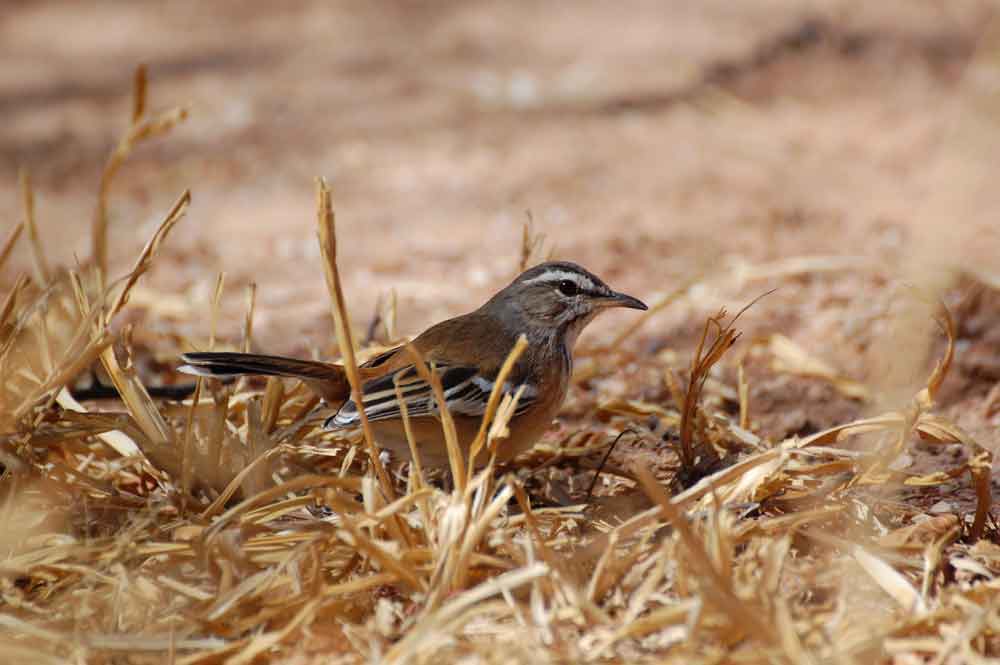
xmin=179 ymin=261 xmax=647 ymax=469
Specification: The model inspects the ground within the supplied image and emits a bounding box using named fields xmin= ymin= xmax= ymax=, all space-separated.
xmin=4 ymin=0 xmax=997 ymax=498
xmin=2 ymin=1 xmax=1000 ymax=663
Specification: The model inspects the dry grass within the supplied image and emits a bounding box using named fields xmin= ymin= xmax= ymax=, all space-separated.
xmin=1 ymin=69 xmax=999 ymax=665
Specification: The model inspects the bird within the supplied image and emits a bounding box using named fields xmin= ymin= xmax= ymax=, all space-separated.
xmin=179 ymin=261 xmax=647 ymax=470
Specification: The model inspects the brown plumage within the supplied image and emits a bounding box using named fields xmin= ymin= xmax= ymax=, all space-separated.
xmin=180 ymin=261 xmax=647 ymax=469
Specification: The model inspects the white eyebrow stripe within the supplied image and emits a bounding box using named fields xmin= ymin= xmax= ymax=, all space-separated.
xmin=521 ymin=270 xmax=597 ymax=291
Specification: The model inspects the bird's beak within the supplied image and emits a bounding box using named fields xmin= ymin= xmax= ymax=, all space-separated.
xmin=603 ymin=291 xmax=648 ymax=311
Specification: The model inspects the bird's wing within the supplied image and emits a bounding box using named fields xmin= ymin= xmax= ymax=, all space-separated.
xmin=326 ymin=362 xmax=538 ymax=428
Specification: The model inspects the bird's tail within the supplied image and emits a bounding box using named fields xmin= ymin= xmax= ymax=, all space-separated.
xmin=179 ymin=352 xmax=350 ymax=404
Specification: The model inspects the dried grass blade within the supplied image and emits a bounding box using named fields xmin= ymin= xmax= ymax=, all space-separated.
xmin=0 ymin=222 xmax=23 ymax=274
xmin=180 ymin=378 xmax=202 ymax=504
xmin=403 ymin=343 xmax=465 ymax=492
xmin=852 ymin=546 xmax=925 ymax=614
xmin=261 ymin=376 xmax=284 ymax=432
xmin=0 ymin=275 xmax=28 ymax=334
xmin=394 ymin=375 xmax=425 ymax=489
xmin=915 ymin=414 xmax=992 ymax=539
xmin=99 ymin=342 xmax=173 ymax=445
xmin=354 ymin=492 xmax=429 ymax=533
xmin=242 ymin=400 xmax=275 ymax=497
xmin=678 ymin=308 xmax=741 ymax=466
xmin=204 ymin=569 xmax=278 ymax=621
xmin=208 ymin=272 xmax=225 ymax=348
xmin=313 ymin=178 xmax=395 ymax=500
xmin=607 ymin=598 xmax=697 ymax=645
xmin=467 ymin=333 xmax=527 ymax=480
xmin=241 ymin=281 xmax=256 ymax=353
xmin=796 ymin=414 xmax=905 ymax=448
xmin=585 ymin=530 xmax=621 ymax=602
xmin=93 ymin=65 xmax=187 ymax=276
xmin=84 ymin=635 xmax=227 ymax=652
xmin=131 ymin=64 xmax=147 ymax=123
xmin=916 ymin=300 xmax=955 ymax=409
xmin=55 ymin=388 xmax=141 ymax=457
xmin=733 ymin=255 xmax=870 ymax=284
xmin=485 ymin=389 xmax=522 ymax=461
xmin=321 ymin=571 xmax=396 ymax=598
xmin=738 ymin=361 xmax=749 ymax=430
xmin=105 ymin=191 xmax=190 ymax=323
xmin=18 ymin=169 xmax=50 ymax=286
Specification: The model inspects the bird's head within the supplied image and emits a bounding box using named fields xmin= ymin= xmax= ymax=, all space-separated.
xmin=491 ymin=261 xmax=648 ymax=346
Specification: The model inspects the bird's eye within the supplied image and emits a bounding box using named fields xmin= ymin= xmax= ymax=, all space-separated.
xmin=557 ymin=280 xmax=579 ymax=297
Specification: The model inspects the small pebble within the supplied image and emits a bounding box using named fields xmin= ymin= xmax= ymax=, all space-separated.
xmin=888 ymin=453 xmax=913 ymax=471
xmin=928 ymin=500 xmax=956 ymax=514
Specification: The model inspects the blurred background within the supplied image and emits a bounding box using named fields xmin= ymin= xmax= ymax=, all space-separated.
xmin=2 ymin=0 xmax=998 ymax=370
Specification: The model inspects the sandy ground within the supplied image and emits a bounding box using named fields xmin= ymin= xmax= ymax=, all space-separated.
xmin=2 ymin=2 xmax=999 ymax=501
